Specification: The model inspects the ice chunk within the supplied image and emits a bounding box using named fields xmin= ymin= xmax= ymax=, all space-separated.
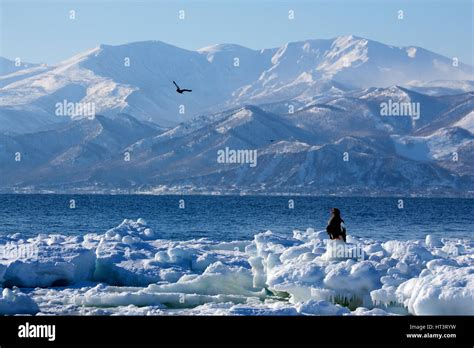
xmin=425 ymin=234 xmax=443 ymax=248
xmin=322 ymin=239 xmax=364 ymax=261
xmin=382 ymin=240 xmax=434 ymax=273
xmin=396 ymin=265 xmax=474 ymax=315
xmin=143 ymin=228 xmax=155 ymax=239
xmin=296 ymin=299 xmax=350 ymax=315
xmin=293 ymin=228 xmax=327 ymax=242
xmin=1 ymin=237 xmax=96 ymax=287
xmin=230 ymin=302 xmax=299 ymax=316
xmin=105 ymin=218 xmax=158 ymax=240
xmin=0 ymin=288 xmax=39 ymax=315
xmin=351 ymin=307 xmax=393 ymax=316
xmin=147 ymin=262 xmax=265 ymax=298
xmin=323 ymin=260 xmax=381 ymax=299
xmin=371 ymin=286 xmax=398 ymax=305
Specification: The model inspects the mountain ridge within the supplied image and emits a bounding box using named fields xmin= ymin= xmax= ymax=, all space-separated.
xmin=1 ymin=35 xmax=472 ymax=134
xmin=1 ymin=36 xmax=473 ymax=195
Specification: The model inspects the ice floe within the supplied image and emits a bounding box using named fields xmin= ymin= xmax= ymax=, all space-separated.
xmin=0 ymin=219 xmax=472 ymax=315
xmin=0 ymin=288 xmax=39 ymax=315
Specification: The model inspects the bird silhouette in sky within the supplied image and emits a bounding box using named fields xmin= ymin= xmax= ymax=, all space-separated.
xmin=173 ymin=81 xmax=192 ymax=94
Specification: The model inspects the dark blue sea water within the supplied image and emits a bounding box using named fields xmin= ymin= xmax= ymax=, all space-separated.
xmin=0 ymin=194 xmax=472 ymax=241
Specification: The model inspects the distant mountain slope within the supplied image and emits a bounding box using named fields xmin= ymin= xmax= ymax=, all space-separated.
xmin=404 ymin=80 xmax=474 ymax=96
xmin=1 ymin=36 xmax=472 ymax=134
xmin=0 ymin=57 xmax=42 ymax=76
xmin=1 ymin=95 xmax=472 ymax=195
xmin=0 ymin=114 xmax=163 ymax=188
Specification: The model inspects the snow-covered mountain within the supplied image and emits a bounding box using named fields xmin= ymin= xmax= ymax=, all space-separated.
xmin=0 ymin=36 xmax=473 ymax=195
xmin=231 ymin=36 xmax=472 ymax=104
xmin=0 ymin=114 xmax=163 ymax=188
xmin=1 ymin=90 xmax=472 ymax=195
xmin=404 ymin=80 xmax=474 ymax=96
xmin=0 ymin=57 xmax=42 ymax=76
xmin=1 ymin=36 xmax=472 ymax=134
xmin=0 ymin=41 xmax=273 ymax=132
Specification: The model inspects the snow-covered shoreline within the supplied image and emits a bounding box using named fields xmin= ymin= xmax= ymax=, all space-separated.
xmin=0 ymin=219 xmax=472 ymax=316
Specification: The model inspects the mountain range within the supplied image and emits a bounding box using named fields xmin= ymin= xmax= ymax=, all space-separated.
xmin=0 ymin=35 xmax=473 ymax=195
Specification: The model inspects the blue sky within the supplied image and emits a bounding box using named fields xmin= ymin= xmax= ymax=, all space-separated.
xmin=1 ymin=0 xmax=473 ymax=65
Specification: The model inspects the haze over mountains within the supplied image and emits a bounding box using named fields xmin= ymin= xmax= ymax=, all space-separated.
xmin=0 ymin=35 xmax=473 ymax=195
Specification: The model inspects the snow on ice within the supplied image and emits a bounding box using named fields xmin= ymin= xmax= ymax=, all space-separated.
xmin=0 ymin=288 xmax=39 ymax=315
xmin=0 ymin=220 xmax=472 ymax=316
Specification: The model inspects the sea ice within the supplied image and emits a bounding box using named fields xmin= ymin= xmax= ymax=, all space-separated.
xmin=0 ymin=220 xmax=472 ymax=316
xmin=396 ymin=263 xmax=474 ymax=315
xmin=0 ymin=234 xmax=95 ymax=287
xmin=0 ymin=288 xmax=39 ymax=315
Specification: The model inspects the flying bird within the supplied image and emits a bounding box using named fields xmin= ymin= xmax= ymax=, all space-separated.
xmin=173 ymin=81 xmax=192 ymax=94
